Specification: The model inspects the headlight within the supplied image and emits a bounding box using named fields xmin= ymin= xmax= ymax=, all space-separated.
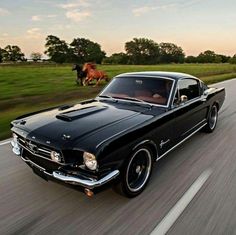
xmin=83 ymin=152 xmax=97 ymax=170
xmin=51 ymin=151 xmax=61 ymax=162
xmin=13 ymin=133 xmax=18 ymax=143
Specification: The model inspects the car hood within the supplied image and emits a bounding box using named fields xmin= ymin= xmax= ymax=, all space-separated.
xmin=12 ymin=100 xmax=162 ymax=149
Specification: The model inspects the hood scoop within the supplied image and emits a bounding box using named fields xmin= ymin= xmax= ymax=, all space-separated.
xmin=56 ymin=106 xmax=106 ymax=122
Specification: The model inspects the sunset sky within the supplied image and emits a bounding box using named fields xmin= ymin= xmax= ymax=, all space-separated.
xmin=0 ymin=0 xmax=235 ymax=58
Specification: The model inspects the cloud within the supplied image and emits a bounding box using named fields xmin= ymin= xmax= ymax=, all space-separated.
xmin=32 ymin=15 xmax=42 ymax=21
xmin=50 ymin=24 xmax=72 ymax=31
xmin=31 ymin=14 xmax=57 ymax=21
xmin=59 ymin=0 xmax=90 ymax=9
xmin=26 ymin=28 xmax=43 ymax=39
xmin=58 ymin=0 xmax=91 ymax=23
xmin=132 ymin=4 xmax=177 ymax=16
xmin=47 ymin=14 xmax=57 ymax=18
xmin=0 ymin=8 xmax=10 ymax=16
xmin=132 ymin=1 xmax=203 ymax=16
xmin=66 ymin=10 xmax=91 ymax=22
xmin=132 ymin=6 xmax=155 ymax=16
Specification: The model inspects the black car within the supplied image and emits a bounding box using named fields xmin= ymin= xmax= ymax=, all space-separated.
xmin=11 ymin=72 xmax=225 ymax=197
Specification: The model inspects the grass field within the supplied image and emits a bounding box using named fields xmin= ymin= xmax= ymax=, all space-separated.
xmin=1 ymin=63 xmax=236 ymax=140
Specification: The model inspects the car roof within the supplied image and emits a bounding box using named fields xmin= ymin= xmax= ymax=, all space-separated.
xmin=116 ymin=71 xmax=198 ymax=81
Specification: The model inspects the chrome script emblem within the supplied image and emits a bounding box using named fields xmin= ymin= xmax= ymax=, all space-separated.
xmin=160 ymin=139 xmax=170 ymax=149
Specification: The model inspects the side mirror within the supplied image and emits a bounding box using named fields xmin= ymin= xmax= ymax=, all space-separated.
xmin=203 ymin=90 xmax=209 ymax=96
xmin=203 ymin=88 xmax=214 ymax=97
xmin=180 ymin=95 xmax=188 ymax=103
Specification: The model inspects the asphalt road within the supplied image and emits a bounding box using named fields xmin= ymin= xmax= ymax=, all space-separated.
xmin=1 ymin=79 xmax=236 ymax=235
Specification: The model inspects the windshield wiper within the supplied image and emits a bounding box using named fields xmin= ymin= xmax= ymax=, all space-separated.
xmin=97 ymin=95 xmax=117 ymax=102
xmin=115 ymin=96 xmax=144 ymax=103
xmin=114 ymin=96 xmax=152 ymax=108
xmin=98 ymin=95 xmax=113 ymax=99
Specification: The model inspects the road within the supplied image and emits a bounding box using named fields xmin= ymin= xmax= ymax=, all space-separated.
xmin=1 ymin=79 xmax=236 ymax=235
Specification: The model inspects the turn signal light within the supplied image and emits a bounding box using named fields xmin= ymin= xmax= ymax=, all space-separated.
xmin=84 ymin=188 xmax=94 ymax=197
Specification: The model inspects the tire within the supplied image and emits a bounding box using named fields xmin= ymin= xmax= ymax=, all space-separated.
xmin=113 ymin=146 xmax=154 ymax=198
xmin=204 ymin=104 xmax=218 ymax=133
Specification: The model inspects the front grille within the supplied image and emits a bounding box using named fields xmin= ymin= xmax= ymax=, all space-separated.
xmin=23 ymin=150 xmax=62 ymax=173
xmin=16 ymin=134 xmax=65 ymax=163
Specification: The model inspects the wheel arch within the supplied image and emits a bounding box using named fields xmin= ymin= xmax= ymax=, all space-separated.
xmin=213 ymin=101 xmax=220 ymax=111
xmin=132 ymin=139 xmax=158 ymax=161
xmin=206 ymin=101 xmax=220 ymax=119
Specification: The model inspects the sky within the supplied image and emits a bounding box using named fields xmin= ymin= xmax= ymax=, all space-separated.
xmin=0 ymin=0 xmax=236 ymax=58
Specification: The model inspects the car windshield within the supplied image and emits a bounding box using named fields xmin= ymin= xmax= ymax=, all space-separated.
xmin=99 ymin=76 xmax=174 ymax=106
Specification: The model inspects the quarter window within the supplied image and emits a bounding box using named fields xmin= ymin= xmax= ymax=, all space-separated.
xmin=178 ymin=79 xmax=200 ymax=100
xmin=200 ymin=82 xmax=208 ymax=95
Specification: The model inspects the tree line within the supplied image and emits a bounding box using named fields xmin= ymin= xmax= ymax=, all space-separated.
xmin=1 ymin=35 xmax=236 ymax=64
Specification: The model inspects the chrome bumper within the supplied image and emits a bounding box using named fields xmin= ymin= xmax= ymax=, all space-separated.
xmin=11 ymin=140 xmax=119 ymax=189
xmin=52 ymin=170 xmax=120 ymax=189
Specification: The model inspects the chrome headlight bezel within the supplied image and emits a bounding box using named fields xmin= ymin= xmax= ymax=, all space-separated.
xmin=50 ymin=151 xmax=61 ymax=162
xmin=13 ymin=133 xmax=18 ymax=143
xmin=83 ymin=152 xmax=97 ymax=171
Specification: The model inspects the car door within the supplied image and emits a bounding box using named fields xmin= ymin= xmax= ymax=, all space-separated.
xmin=148 ymin=79 xmax=176 ymax=158
xmin=172 ymin=78 xmax=208 ymax=143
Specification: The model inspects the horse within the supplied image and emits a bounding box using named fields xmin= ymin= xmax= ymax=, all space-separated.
xmin=72 ymin=64 xmax=87 ymax=86
xmin=82 ymin=63 xmax=108 ymax=86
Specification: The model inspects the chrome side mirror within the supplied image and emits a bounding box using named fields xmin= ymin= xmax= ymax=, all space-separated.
xmin=203 ymin=90 xmax=209 ymax=96
xmin=203 ymin=88 xmax=214 ymax=97
xmin=180 ymin=95 xmax=188 ymax=103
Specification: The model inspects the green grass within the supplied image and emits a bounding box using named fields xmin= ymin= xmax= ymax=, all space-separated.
xmin=1 ymin=63 xmax=236 ymax=140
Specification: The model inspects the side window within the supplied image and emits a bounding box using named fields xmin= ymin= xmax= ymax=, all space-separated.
xmin=178 ymin=79 xmax=200 ymax=101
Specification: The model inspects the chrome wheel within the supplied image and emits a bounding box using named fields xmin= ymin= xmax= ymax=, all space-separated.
xmin=209 ymin=105 xmax=218 ymax=130
xmin=203 ymin=104 xmax=218 ymax=133
xmin=125 ymin=148 xmax=152 ymax=192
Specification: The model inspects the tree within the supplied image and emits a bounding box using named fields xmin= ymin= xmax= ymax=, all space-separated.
xmin=159 ymin=43 xmax=185 ymax=63
xmin=2 ymin=45 xmax=25 ymax=62
xmin=125 ymin=38 xmax=160 ymax=64
xmin=44 ymin=35 xmax=70 ymax=63
xmin=229 ymin=54 xmax=236 ymax=64
xmin=70 ymin=38 xmax=106 ymax=64
xmin=218 ymin=54 xmax=230 ymax=63
xmin=185 ymin=55 xmax=198 ymax=63
xmin=103 ymin=52 xmax=129 ymax=64
xmin=0 ymin=47 xmax=3 ymax=63
xmin=197 ymin=50 xmax=221 ymax=63
xmin=30 ymin=52 xmax=42 ymax=62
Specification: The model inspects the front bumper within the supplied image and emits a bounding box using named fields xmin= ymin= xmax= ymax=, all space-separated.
xmin=52 ymin=170 xmax=119 ymax=189
xmin=11 ymin=140 xmax=120 ymax=189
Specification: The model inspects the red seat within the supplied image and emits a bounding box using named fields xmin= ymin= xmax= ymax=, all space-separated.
xmin=134 ymin=90 xmax=152 ymax=97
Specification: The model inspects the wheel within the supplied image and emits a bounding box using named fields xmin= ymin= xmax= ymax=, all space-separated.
xmin=204 ymin=104 xmax=218 ymax=133
xmin=114 ymin=147 xmax=153 ymax=197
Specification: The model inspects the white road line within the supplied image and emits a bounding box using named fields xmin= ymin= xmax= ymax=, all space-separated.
xmin=0 ymin=140 xmax=11 ymax=146
xmin=150 ymin=169 xmax=212 ymax=235
xmin=211 ymin=78 xmax=236 ymax=86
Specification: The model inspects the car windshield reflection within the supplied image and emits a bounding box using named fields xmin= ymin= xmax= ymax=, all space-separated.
xmin=99 ymin=76 xmax=174 ymax=106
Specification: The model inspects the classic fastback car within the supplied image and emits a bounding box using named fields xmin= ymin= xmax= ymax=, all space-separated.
xmin=11 ymin=72 xmax=225 ymax=197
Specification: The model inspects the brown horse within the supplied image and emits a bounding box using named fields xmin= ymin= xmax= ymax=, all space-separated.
xmin=82 ymin=63 xmax=108 ymax=86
